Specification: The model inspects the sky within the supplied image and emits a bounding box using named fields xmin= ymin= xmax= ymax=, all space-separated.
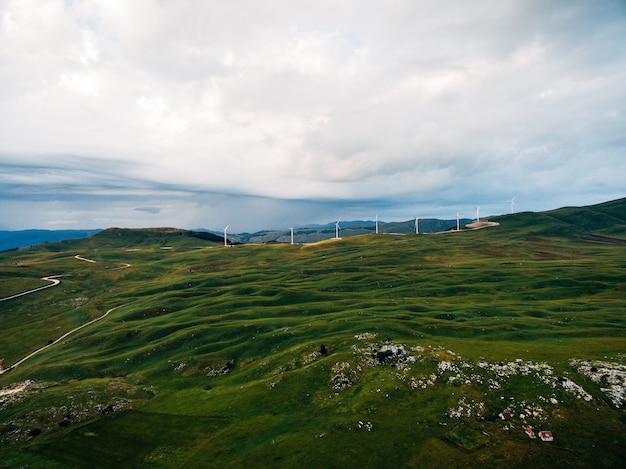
xmin=1 ymin=0 xmax=625 ymax=232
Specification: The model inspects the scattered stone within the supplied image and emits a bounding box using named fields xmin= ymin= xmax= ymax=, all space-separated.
xmin=354 ymin=333 xmax=377 ymax=340
xmin=570 ymin=359 xmax=626 ymax=408
xmin=331 ymin=362 xmax=354 ymax=389
xmin=561 ymin=377 xmax=593 ymax=402
xmin=523 ymin=425 xmax=536 ymax=439
xmin=356 ymin=420 xmax=373 ymax=431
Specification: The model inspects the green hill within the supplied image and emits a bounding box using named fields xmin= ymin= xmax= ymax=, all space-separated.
xmin=0 ymin=200 xmax=625 ymax=468
xmin=491 ymin=197 xmax=626 ymax=240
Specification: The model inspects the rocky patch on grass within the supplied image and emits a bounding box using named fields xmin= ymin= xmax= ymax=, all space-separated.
xmin=0 ymin=379 xmax=142 ymax=445
xmin=350 ymin=339 xmax=418 ymax=370
xmin=570 ymin=358 xmax=626 ymax=408
xmin=331 ymin=361 xmax=356 ymax=390
xmin=0 ymin=380 xmax=39 ymax=409
xmin=334 ymin=334 xmax=620 ymax=427
xmin=60 ymin=297 xmax=90 ymax=308
xmin=205 ymin=361 xmax=234 ymax=376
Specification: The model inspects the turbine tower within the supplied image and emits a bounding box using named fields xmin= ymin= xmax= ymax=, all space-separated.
xmin=335 ymin=219 xmax=341 ymax=240
xmin=475 ymin=206 xmax=480 ymax=223
xmin=456 ymin=212 xmax=460 ymax=231
xmin=290 ymin=227 xmax=294 ymax=245
xmin=507 ymin=197 xmax=516 ymax=214
xmin=415 ymin=216 xmax=419 ymax=234
xmin=223 ymin=224 xmax=230 ymax=246
xmin=375 ymin=214 xmax=379 ymax=234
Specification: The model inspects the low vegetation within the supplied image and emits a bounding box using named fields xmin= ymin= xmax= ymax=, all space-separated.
xmin=0 ymin=199 xmax=625 ymax=468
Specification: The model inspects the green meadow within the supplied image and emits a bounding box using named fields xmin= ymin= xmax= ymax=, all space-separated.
xmin=0 ymin=200 xmax=625 ymax=468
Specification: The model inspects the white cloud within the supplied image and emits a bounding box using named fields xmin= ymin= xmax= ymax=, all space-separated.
xmin=0 ymin=0 xmax=625 ymax=230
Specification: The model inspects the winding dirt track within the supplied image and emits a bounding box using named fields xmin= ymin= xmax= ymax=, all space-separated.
xmin=0 ymin=304 xmax=127 ymax=375
xmin=74 ymin=254 xmax=97 ymax=263
xmin=0 ymin=255 xmax=132 ymax=374
xmin=0 ymin=276 xmax=62 ymax=302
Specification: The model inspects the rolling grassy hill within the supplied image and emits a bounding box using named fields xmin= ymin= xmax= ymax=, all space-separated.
xmin=0 ymin=199 xmax=625 ymax=468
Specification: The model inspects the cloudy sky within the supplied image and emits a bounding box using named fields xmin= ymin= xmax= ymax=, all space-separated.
xmin=1 ymin=0 xmax=625 ymax=232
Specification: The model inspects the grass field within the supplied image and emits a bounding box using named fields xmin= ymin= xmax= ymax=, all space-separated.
xmin=0 ymin=200 xmax=625 ymax=468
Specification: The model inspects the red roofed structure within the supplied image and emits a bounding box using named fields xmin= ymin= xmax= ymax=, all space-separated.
xmin=539 ymin=431 xmax=554 ymax=442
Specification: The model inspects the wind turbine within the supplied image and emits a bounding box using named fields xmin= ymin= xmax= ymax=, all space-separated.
xmin=475 ymin=206 xmax=480 ymax=223
xmin=456 ymin=212 xmax=460 ymax=231
xmin=375 ymin=214 xmax=379 ymax=234
xmin=415 ymin=216 xmax=419 ymax=234
xmin=335 ymin=219 xmax=341 ymax=240
xmin=507 ymin=197 xmax=516 ymax=214
xmin=290 ymin=227 xmax=294 ymax=245
xmin=223 ymin=224 xmax=230 ymax=246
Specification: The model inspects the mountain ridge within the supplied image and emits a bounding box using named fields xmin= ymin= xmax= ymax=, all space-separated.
xmin=3 ymin=197 xmax=625 ymax=251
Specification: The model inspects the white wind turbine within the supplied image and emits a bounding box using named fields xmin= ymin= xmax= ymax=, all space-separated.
xmin=415 ymin=216 xmax=419 ymax=234
xmin=223 ymin=224 xmax=230 ymax=246
xmin=290 ymin=227 xmax=294 ymax=245
xmin=456 ymin=212 xmax=460 ymax=231
xmin=375 ymin=214 xmax=379 ymax=234
xmin=507 ymin=197 xmax=516 ymax=214
xmin=475 ymin=206 xmax=480 ymax=223
xmin=335 ymin=219 xmax=341 ymax=240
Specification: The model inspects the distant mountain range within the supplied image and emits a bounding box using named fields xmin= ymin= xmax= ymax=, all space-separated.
xmin=198 ymin=217 xmax=474 ymax=244
xmin=3 ymin=197 xmax=625 ymax=251
xmin=0 ymin=218 xmax=473 ymax=251
xmin=0 ymin=229 xmax=101 ymax=252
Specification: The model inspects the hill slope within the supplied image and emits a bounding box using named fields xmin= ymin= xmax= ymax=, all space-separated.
xmin=0 ymin=200 xmax=625 ymax=468
xmin=491 ymin=197 xmax=626 ymax=240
